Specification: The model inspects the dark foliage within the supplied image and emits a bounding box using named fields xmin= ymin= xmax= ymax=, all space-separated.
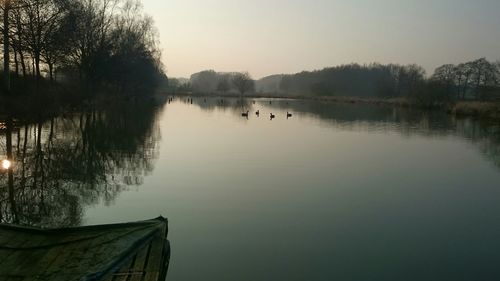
xmin=278 ymin=63 xmax=426 ymax=98
xmin=431 ymin=58 xmax=500 ymax=101
xmin=1 ymin=0 xmax=165 ymax=98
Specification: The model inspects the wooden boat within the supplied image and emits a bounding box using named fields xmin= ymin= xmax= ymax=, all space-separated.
xmin=0 ymin=217 xmax=170 ymax=281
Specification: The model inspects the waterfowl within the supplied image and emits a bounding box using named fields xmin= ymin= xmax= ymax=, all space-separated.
xmin=287 ymin=112 xmax=293 ymax=118
xmin=242 ymin=111 xmax=249 ymax=117
xmin=270 ymin=113 xmax=275 ymax=119
xmin=255 ymin=110 xmax=260 ymax=116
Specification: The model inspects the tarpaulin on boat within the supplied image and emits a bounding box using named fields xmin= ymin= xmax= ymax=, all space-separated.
xmin=0 ymin=217 xmax=169 ymax=281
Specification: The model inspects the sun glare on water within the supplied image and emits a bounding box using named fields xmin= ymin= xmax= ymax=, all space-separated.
xmin=2 ymin=160 xmax=12 ymax=170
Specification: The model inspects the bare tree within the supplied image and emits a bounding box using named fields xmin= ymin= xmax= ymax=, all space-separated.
xmin=432 ymin=64 xmax=457 ymax=98
xmin=432 ymin=64 xmax=455 ymax=84
xmin=10 ymin=8 xmax=28 ymax=77
xmin=468 ymin=58 xmax=496 ymax=99
xmin=41 ymin=1 xmax=75 ymax=82
xmin=18 ymin=0 xmax=68 ymax=82
xmin=395 ymin=64 xmax=425 ymax=97
xmin=216 ymin=75 xmax=230 ymax=94
xmin=494 ymin=60 xmax=500 ymax=86
xmin=232 ymin=72 xmax=254 ymax=95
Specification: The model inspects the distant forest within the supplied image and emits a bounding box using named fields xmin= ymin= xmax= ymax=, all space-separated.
xmin=170 ymin=70 xmax=254 ymax=95
xmin=174 ymin=58 xmax=500 ymax=104
xmin=0 ymin=0 xmax=165 ymax=96
xmin=278 ymin=59 xmax=500 ymax=103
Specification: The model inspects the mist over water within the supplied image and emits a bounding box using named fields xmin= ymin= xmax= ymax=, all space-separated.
xmin=2 ymin=97 xmax=500 ymax=280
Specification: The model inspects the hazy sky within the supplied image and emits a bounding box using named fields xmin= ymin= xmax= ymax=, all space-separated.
xmin=142 ymin=0 xmax=500 ymax=79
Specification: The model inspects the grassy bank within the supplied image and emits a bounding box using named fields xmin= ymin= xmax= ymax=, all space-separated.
xmin=448 ymin=102 xmax=500 ymax=119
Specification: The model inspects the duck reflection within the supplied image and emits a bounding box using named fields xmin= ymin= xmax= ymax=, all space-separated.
xmin=184 ymin=97 xmax=500 ymax=169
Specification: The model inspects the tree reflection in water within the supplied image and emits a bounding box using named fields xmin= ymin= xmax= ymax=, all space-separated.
xmin=2 ymin=97 xmax=499 ymax=228
xmin=0 ymin=101 xmax=163 ymax=228
xmin=190 ymin=97 xmax=500 ymax=169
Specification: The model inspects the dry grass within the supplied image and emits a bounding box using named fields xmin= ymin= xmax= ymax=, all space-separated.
xmin=306 ymin=96 xmax=414 ymax=107
xmin=450 ymin=101 xmax=500 ymax=119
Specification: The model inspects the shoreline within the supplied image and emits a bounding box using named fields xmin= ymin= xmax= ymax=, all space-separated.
xmin=2 ymin=91 xmax=499 ymax=121
xmin=160 ymin=92 xmax=500 ymax=120
xmin=161 ymin=92 xmax=416 ymax=105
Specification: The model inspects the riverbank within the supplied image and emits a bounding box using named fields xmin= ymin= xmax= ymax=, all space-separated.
xmin=3 ymin=89 xmax=499 ymax=121
xmin=0 ymin=87 xmax=162 ymax=120
xmin=162 ymin=92 xmax=500 ymax=120
xmin=449 ymin=101 xmax=500 ymax=119
xmin=162 ymin=92 xmax=413 ymax=105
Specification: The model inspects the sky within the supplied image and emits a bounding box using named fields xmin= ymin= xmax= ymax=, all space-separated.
xmin=142 ymin=0 xmax=500 ymax=79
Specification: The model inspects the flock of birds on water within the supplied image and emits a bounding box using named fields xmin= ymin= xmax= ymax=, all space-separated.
xmin=167 ymin=97 xmax=293 ymax=120
xmin=240 ymin=110 xmax=292 ymax=120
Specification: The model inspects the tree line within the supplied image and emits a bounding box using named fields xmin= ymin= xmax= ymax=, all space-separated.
xmin=0 ymin=0 xmax=165 ymax=96
xmin=176 ymin=59 xmax=500 ymax=105
xmin=279 ymin=63 xmax=427 ymax=98
xmin=431 ymin=58 xmax=500 ymax=101
xmin=181 ymin=70 xmax=254 ymax=95
xmin=276 ymin=59 xmax=500 ymax=103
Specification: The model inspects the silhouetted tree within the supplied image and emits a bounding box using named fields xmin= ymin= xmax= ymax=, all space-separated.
xmin=452 ymin=64 xmax=466 ymax=99
xmin=0 ymin=0 xmax=165 ymax=96
xmin=232 ymin=72 xmax=254 ymax=95
xmin=469 ymin=58 xmax=496 ymax=99
xmin=431 ymin=58 xmax=500 ymax=101
xmin=17 ymin=0 xmax=68 ymax=82
xmin=216 ymin=75 xmax=230 ymax=94
xmin=431 ymin=64 xmax=456 ymax=98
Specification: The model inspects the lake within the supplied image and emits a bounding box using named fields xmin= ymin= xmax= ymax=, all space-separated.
xmin=1 ymin=97 xmax=500 ymax=281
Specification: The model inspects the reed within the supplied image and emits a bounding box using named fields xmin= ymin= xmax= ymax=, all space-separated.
xmin=450 ymin=101 xmax=500 ymax=119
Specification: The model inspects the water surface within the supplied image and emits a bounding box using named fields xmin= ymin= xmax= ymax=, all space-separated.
xmin=1 ymin=97 xmax=500 ymax=281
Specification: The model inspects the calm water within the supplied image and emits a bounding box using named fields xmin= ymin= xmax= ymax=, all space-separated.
xmin=2 ymin=97 xmax=500 ymax=281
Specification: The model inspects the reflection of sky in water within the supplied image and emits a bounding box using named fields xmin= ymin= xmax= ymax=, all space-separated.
xmin=2 ymin=97 xmax=500 ymax=281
